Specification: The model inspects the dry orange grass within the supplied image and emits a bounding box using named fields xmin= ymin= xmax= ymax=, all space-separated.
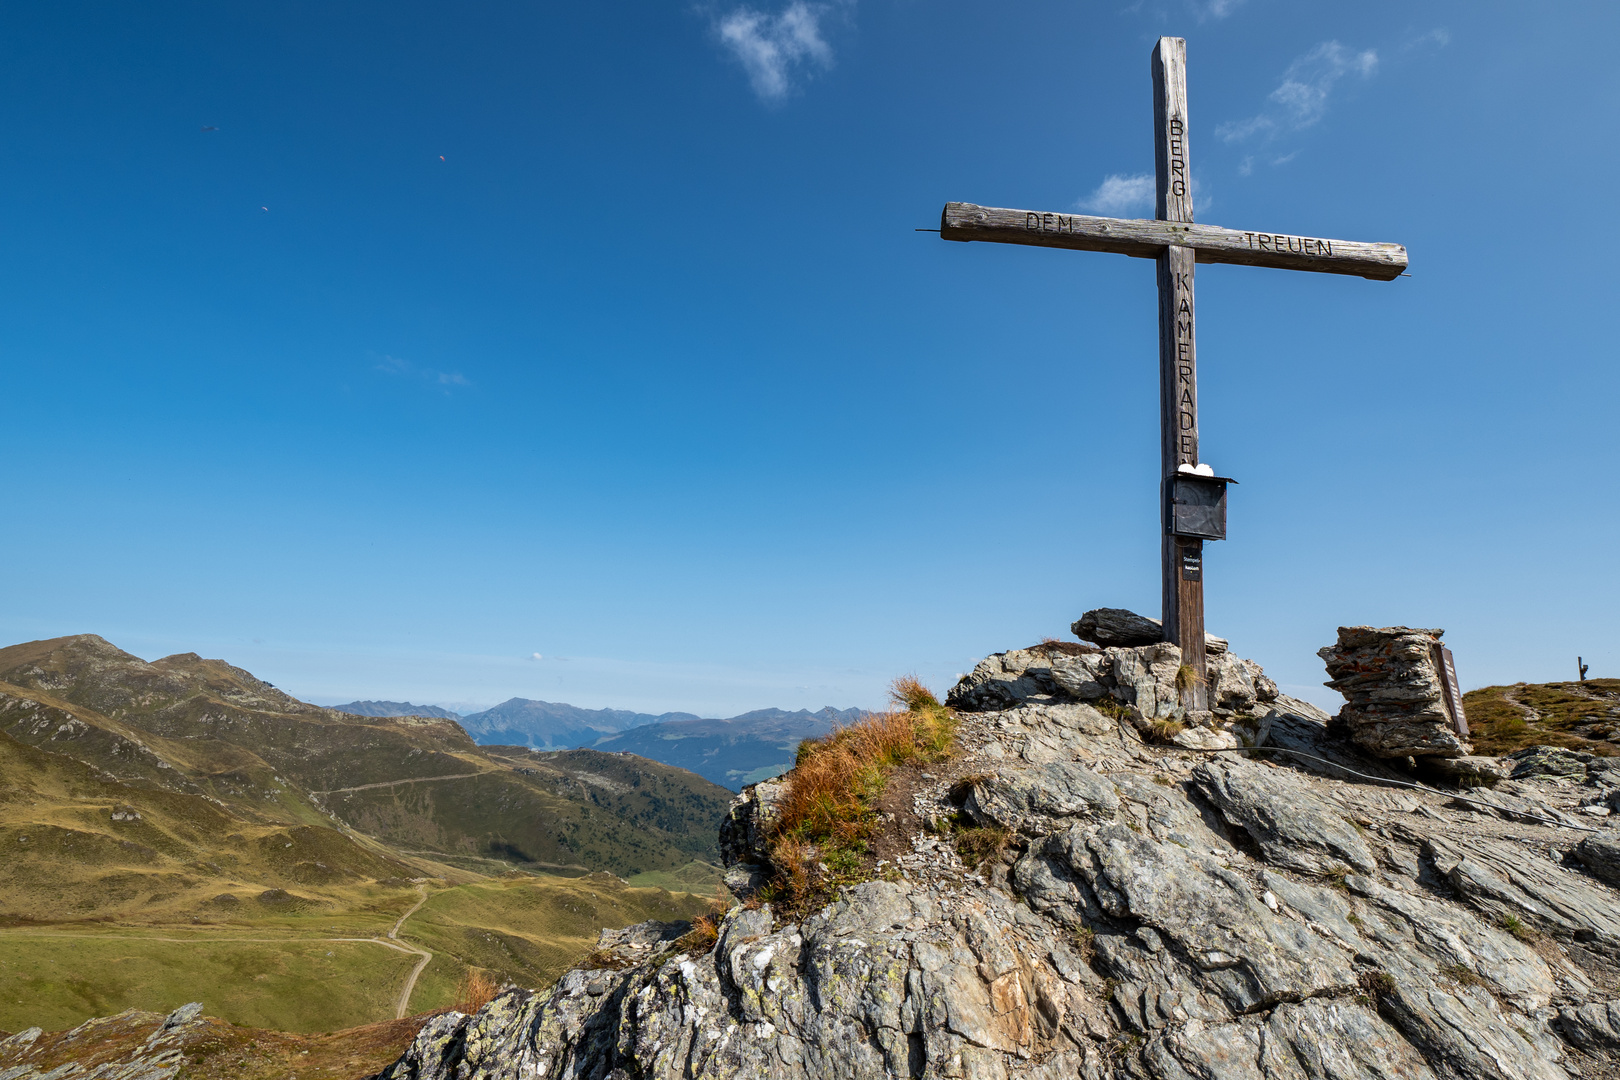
xmin=452 ymin=969 xmax=499 ymax=1015
xmin=764 ymin=677 xmax=956 ymax=906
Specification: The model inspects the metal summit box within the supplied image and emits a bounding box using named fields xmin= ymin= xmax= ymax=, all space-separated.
xmin=1167 ymin=471 xmax=1236 ymax=541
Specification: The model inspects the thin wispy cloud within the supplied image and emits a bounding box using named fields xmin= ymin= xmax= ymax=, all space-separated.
xmin=1079 ymin=174 xmax=1154 ymax=215
xmin=715 ymin=2 xmax=841 ymax=101
xmin=1217 ymin=41 xmax=1378 ymax=146
xmin=1077 ymin=173 xmax=1210 ymax=216
xmin=374 ymin=354 xmax=470 ymax=392
xmin=1120 ymin=0 xmax=1243 ymax=22
xmin=1401 ymin=28 xmax=1450 ymax=52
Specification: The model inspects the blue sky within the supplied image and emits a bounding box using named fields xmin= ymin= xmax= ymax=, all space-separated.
xmin=4 ymin=1 xmax=1616 ymax=715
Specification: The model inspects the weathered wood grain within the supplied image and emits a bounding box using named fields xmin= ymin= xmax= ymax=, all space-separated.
xmin=1153 ymin=36 xmax=1194 ymax=226
xmin=1153 ymin=37 xmax=1206 ymax=699
xmin=939 ymin=202 xmax=1408 ymax=281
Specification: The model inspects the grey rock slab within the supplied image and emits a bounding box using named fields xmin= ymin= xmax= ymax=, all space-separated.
xmin=1573 ymin=830 xmax=1620 ymax=888
xmin=1049 ymin=653 xmax=1112 ymax=703
xmin=1510 ymin=745 xmax=1591 ymax=780
xmin=1072 ymin=608 xmax=1165 ymax=648
xmin=1037 ymin=700 xmax=1115 ymax=735
xmin=965 ymin=759 xmax=1120 ymax=834
xmin=718 ymin=779 xmax=785 ymax=871
xmin=1375 ymin=981 xmax=1566 ymax=1080
xmin=1344 ymin=874 xmax=1557 ymax=1013
xmin=1067 ymin=823 xmax=1357 ymax=1012
xmin=947 ymin=648 xmax=1067 ymax=711
xmin=1109 ymin=643 xmax=1188 ymax=724
xmin=1444 ymin=785 xmax=1587 ymax=830
xmin=1207 ymin=653 xmax=1277 ymax=714
xmin=1423 ymin=755 xmax=1513 ymax=786
xmin=1426 ymin=833 xmax=1620 ymax=956
xmin=1558 ymin=999 xmax=1620 ymax=1050
xmin=1110 ymin=771 xmax=1236 ymax=856
xmin=1191 ymin=757 xmax=1377 ymax=875
xmin=1137 ymin=1000 xmax=1439 ymax=1080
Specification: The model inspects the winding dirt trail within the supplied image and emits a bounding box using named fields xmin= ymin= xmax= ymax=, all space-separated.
xmin=389 ymin=885 xmax=433 ymax=1019
xmin=312 ymin=771 xmax=488 ymax=795
xmin=1 ymin=883 xmax=440 ymax=1021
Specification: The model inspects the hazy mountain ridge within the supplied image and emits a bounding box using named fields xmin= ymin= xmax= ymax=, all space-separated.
xmin=591 ymin=707 xmax=866 ymax=788
xmin=331 ymin=699 xmax=463 ymax=720
xmin=457 ymin=698 xmax=698 ymax=749
xmin=453 ymin=699 xmax=868 ymax=789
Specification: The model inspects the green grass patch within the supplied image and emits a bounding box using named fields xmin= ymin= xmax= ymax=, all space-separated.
xmin=625 ymin=860 xmax=724 ymax=892
xmin=0 ymin=932 xmax=417 ymax=1033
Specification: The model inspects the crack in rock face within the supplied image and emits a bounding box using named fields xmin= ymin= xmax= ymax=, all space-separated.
xmin=372 ymin=634 xmax=1620 ymax=1080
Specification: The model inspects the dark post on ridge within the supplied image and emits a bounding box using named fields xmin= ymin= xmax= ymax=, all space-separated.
xmin=1153 ymin=36 xmax=1207 ymax=707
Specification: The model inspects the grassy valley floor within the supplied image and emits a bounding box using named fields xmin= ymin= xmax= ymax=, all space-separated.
xmin=0 ymin=872 xmax=712 ymax=1034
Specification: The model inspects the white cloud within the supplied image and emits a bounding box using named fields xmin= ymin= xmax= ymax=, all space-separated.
xmin=1217 ymin=41 xmax=1378 ymax=145
xmin=1401 ymin=27 xmax=1450 ymax=52
xmin=716 ymin=2 xmax=838 ymax=101
xmin=1077 ymin=173 xmax=1210 ymax=217
xmin=1198 ymin=0 xmax=1244 ymax=19
xmin=1079 ymin=173 xmax=1154 ymax=215
xmin=374 ymin=354 xmax=470 ymax=392
xmin=531 ymin=653 xmax=543 ymax=661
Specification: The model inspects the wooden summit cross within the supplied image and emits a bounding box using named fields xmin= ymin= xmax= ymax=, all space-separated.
xmin=939 ymin=37 xmax=1406 ymax=707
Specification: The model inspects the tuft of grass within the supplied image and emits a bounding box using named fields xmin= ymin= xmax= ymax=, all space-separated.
xmin=1439 ymin=962 xmax=1484 ymax=988
xmin=953 ymin=824 xmax=1013 ymax=870
xmin=452 ymin=969 xmax=500 ymax=1014
xmin=1174 ymin=664 xmax=1201 ymax=693
xmin=672 ymin=913 xmax=720 ymax=956
xmin=1093 ymin=698 xmax=1130 ymax=722
xmin=1497 ymin=912 xmax=1541 ymax=944
xmin=764 ymin=678 xmax=957 ymax=911
xmin=1359 ymin=970 xmax=1397 ymax=998
xmin=1147 ymin=718 xmax=1186 ymax=743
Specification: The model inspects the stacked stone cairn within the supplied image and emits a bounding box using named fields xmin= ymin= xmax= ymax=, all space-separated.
xmin=1318 ymin=625 xmax=1472 ymax=759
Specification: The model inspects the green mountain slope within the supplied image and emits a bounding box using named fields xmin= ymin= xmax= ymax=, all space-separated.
xmin=0 ymin=634 xmax=727 ymax=1035
xmin=1461 ymin=677 xmax=1620 ymax=757
xmin=0 ymin=635 xmax=733 ymax=889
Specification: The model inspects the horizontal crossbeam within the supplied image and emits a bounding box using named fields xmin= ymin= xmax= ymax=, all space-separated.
xmin=940 ymin=202 xmax=1407 ymax=281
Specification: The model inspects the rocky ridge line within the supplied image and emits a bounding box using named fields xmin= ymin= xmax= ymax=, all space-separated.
xmin=373 ymin=634 xmax=1620 ymax=1080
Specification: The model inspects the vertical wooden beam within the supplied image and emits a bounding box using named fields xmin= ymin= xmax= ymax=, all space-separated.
xmin=1153 ymin=36 xmax=1207 ymax=706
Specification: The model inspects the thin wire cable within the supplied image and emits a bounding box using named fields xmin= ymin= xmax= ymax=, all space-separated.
xmin=1124 ymin=715 xmax=1604 ymax=834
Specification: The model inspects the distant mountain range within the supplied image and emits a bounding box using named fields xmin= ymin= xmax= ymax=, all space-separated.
xmin=459 ymin=699 xmax=696 ymax=748
xmin=593 ymin=708 xmax=865 ymax=788
xmin=337 ymin=697 xmax=868 ymax=790
xmin=331 ymin=698 xmax=462 ymax=720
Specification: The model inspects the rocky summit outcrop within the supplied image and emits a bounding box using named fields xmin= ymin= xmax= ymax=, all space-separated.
xmin=1320 ymin=625 xmax=1473 ymax=760
xmin=945 ymin=633 xmax=1277 ymax=750
xmin=375 ymin=636 xmax=1620 ymax=1080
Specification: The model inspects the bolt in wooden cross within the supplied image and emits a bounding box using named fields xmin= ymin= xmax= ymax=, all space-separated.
xmin=938 ymin=37 xmax=1406 ymax=708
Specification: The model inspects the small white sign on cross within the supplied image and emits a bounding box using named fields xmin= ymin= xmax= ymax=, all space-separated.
xmin=938 ymin=37 xmax=1407 ymax=708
